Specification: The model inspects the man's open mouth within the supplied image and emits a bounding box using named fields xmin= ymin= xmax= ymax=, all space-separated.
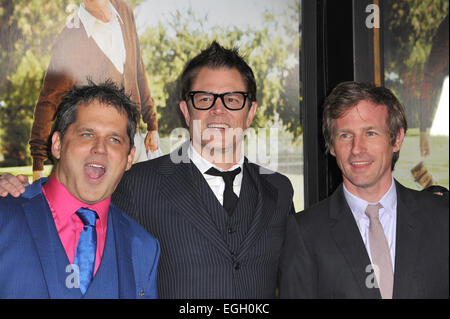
xmin=85 ymin=163 xmax=106 ymax=180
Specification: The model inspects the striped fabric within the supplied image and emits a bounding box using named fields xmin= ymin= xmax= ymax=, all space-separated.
xmin=112 ymin=144 xmax=295 ymax=298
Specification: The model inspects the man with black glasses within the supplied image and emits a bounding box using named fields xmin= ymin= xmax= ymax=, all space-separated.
xmin=0 ymin=41 xmax=295 ymax=298
xmin=112 ymin=41 xmax=295 ymax=298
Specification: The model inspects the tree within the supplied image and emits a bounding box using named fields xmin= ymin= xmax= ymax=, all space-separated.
xmin=383 ymin=0 xmax=449 ymax=128
xmin=0 ymin=0 xmax=73 ymax=166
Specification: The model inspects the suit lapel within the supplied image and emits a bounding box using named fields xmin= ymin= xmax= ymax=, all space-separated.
xmin=236 ymin=161 xmax=278 ymax=260
xmin=21 ymin=179 xmax=79 ymax=298
xmin=159 ymin=146 xmax=279 ymax=261
xmin=159 ymin=146 xmax=231 ymax=259
xmin=109 ymin=205 xmax=136 ymax=298
xmin=329 ymin=186 xmax=381 ymax=299
xmin=392 ymin=181 xmax=422 ymax=299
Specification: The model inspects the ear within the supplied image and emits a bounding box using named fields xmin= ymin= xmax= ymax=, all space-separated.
xmin=393 ymin=128 xmax=405 ymax=152
xmin=245 ymin=101 xmax=258 ymax=129
xmin=179 ymin=101 xmax=191 ymax=128
xmin=330 ymin=146 xmax=336 ymax=157
xmin=51 ymin=132 xmax=62 ymax=160
xmin=125 ymin=146 xmax=136 ymax=171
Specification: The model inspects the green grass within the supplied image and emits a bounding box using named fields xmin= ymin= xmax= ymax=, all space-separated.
xmin=394 ymin=134 xmax=449 ymax=190
xmin=0 ymin=165 xmax=54 ymax=184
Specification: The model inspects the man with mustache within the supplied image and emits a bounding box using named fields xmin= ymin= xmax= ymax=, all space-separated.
xmin=279 ymin=82 xmax=448 ymax=299
xmin=0 ymin=41 xmax=295 ymax=298
xmin=0 ymin=82 xmax=160 ymax=298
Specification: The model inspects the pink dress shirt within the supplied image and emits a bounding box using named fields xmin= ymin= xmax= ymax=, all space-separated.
xmin=42 ymin=174 xmax=109 ymax=275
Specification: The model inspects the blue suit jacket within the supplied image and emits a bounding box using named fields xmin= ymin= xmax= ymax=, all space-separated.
xmin=0 ymin=178 xmax=160 ymax=299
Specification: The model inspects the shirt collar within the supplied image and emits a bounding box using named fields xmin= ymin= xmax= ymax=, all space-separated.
xmin=78 ymin=2 xmax=123 ymax=38
xmin=188 ymin=142 xmax=244 ymax=174
xmin=343 ymin=177 xmax=397 ymax=220
xmin=42 ymin=174 xmax=110 ymax=226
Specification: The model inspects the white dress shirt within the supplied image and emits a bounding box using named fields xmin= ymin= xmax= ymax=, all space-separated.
xmin=78 ymin=2 xmax=126 ymax=74
xmin=343 ymin=178 xmax=397 ymax=270
xmin=188 ymin=143 xmax=244 ymax=206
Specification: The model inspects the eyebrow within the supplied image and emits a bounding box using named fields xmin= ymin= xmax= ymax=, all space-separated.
xmin=77 ymin=127 xmax=94 ymax=132
xmin=336 ymin=125 xmax=381 ymax=131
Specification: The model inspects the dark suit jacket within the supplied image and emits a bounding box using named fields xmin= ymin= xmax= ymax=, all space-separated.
xmin=279 ymin=180 xmax=449 ymax=299
xmin=112 ymin=143 xmax=295 ymax=298
xmin=0 ymin=178 xmax=160 ymax=298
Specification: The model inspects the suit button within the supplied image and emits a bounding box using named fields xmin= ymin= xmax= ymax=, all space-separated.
xmin=228 ymin=227 xmax=235 ymax=234
xmin=234 ymin=262 xmax=241 ymax=270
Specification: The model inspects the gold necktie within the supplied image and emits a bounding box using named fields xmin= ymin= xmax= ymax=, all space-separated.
xmin=365 ymin=203 xmax=394 ymax=299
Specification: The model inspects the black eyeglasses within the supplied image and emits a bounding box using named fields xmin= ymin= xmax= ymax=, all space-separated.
xmin=187 ymin=91 xmax=249 ymax=110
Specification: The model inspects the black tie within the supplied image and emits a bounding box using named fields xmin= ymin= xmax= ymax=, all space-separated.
xmin=205 ymin=167 xmax=241 ymax=215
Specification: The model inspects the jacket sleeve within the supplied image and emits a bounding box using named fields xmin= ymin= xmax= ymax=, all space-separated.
xmin=278 ymin=212 xmax=318 ymax=299
xmin=141 ymin=237 xmax=160 ymax=299
xmin=128 ymin=5 xmax=158 ymax=132
xmin=29 ymin=44 xmax=74 ymax=171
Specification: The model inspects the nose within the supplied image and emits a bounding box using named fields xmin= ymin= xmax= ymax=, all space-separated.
xmin=351 ymin=134 xmax=366 ymax=155
xmin=210 ymin=96 xmax=227 ymax=114
xmin=91 ymin=137 xmax=107 ymax=154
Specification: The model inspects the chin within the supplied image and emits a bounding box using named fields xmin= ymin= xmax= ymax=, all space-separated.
xmin=348 ymin=178 xmax=377 ymax=189
xmin=79 ymin=191 xmax=107 ymax=205
xmin=205 ymin=142 xmax=237 ymax=154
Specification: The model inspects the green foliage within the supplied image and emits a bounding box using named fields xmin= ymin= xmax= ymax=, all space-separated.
xmin=0 ymin=51 xmax=45 ymax=165
xmin=127 ymin=0 xmax=144 ymax=10
xmin=384 ymin=0 xmax=449 ymax=127
xmin=386 ymin=0 xmax=448 ymax=72
xmin=0 ymin=0 xmax=75 ymax=166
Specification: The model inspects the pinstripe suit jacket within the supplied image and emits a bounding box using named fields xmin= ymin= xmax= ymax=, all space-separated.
xmin=112 ymin=143 xmax=295 ymax=298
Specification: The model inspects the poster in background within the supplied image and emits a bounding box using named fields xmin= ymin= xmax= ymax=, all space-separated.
xmin=0 ymin=0 xmax=303 ymax=210
xmin=382 ymin=0 xmax=449 ymax=191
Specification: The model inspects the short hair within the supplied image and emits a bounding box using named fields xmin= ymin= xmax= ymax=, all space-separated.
xmin=179 ymin=41 xmax=257 ymax=103
xmin=53 ymin=80 xmax=139 ymax=152
xmin=322 ymin=81 xmax=408 ymax=170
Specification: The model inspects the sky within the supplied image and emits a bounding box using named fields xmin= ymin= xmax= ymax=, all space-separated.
xmin=430 ymin=77 xmax=449 ymax=136
xmin=134 ymin=0 xmax=298 ymax=35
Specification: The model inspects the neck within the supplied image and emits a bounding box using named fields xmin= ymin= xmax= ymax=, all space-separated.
xmin=192 ymin=142 xmax=241 ymax=170
xmin=84 ymin=2 xmax=113 ymax=22
xmin=343 ymin=176 xmax=393 ymax=203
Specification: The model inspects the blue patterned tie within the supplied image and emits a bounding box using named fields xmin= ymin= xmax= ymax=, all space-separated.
xmin=73 ymin=208 xmax=98 ymax=295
